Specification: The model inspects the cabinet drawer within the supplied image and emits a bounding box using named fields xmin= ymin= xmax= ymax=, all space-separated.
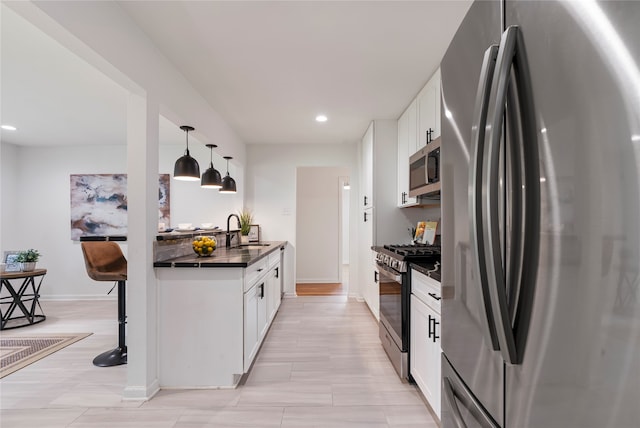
xmin=411 ymin=269 xmax=441 ymax=313
xmin=245 ymin=257 xmax=268 ymax=292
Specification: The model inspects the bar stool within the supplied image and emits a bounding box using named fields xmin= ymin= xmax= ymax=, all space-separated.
xmin=80 ymin=242 xmax=127 ymax=367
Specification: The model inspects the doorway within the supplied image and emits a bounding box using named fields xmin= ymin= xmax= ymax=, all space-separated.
xmin=295 ymin=167 xmax=350 ymax=296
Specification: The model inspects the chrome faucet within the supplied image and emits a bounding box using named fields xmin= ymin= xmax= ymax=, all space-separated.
xmin=226 ymin=214 xmax=241 ymax=248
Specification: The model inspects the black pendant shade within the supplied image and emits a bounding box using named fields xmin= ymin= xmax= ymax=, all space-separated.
xmin=173 ymin=125 xmax=200 ymax=181
xmin=219 ymin=156 xmax=237 ymax=194
xmin=201 ymin=144 xmax=222 ymax=188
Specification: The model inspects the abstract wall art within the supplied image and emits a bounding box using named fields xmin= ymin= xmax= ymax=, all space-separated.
xmin=70 ymin=174 xmax=170 ymax=240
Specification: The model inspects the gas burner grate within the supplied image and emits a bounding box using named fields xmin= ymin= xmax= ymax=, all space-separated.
xmin=383 ymin=244 xmax=441 ymax=258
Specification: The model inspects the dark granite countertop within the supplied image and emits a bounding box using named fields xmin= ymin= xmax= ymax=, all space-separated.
xmin=155 ymin=228 xmax=229 ymax=241
xmin=410 ymin=262 xmax=441 ymax=282
xmin=154 ymin=241 xmax=286 ymax=268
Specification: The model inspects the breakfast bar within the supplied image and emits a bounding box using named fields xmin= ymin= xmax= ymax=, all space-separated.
xmin=154 ymin=232 xmax=286 ymax=389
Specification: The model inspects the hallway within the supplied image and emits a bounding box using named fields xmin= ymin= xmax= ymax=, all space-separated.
xmin=0 ymin=297 xmax=436 ymax=427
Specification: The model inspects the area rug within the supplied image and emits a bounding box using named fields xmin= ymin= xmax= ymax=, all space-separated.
xmin=0 ymin=333 xmax=92 ymax=379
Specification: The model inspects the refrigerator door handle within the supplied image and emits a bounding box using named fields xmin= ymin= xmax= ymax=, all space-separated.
xmin=484 ymin=25 xmax=519 ymax=364
xmin=484 ymin=25 xmax=541 ymax=365
xmin=443 ymin=377 xmax=467 ymax=428
xmin=469 ymin=43 xmax=501 ymax=351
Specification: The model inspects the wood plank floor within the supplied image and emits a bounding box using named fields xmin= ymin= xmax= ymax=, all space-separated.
xmin=0 ymin=297 xmax=436 ymax=427
xmin=296 ymin=282 xmax=346 ymax=296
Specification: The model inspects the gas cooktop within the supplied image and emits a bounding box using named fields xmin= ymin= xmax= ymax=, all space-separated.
xmin=374 ymin=244 xmax=441 ymax=276
xmin=382 ymin=244 xmax=441 ymax=258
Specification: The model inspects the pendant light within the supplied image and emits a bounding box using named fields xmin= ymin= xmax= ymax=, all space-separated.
xmin=219 ymin=156 xmax=237 ymax=194
xmin=173 ymin=125 xmax=200 ymax=181
xmin=201 ymin=144 xmax=222 ymax=188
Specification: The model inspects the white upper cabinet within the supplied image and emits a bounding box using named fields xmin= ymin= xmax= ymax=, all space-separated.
xmin=417 ymin=68 xmax=441 ymax=150
xmin=397 ymin=100 xmax=418 ymax=207
xmin=397 ymin=68 xmax=442 ymax=206
xmin=361 ymin=122 xmax=374 ymax=209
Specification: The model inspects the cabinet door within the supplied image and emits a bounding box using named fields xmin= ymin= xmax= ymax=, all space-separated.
xmin=417 ymin=69 xmax=441 ymax=149
xmin=257 ymin=281 xmax=268 ymax=339
xmin=268 ymin=264 xmax=281 ymax=321
xmin=244 ymin=285 xmax=259 ymax=371
xmin=361 ymin=122 xmax=374 ymax=209
xmin=407 ymin=99 xmax=418 ymax=157
xmin=397 ymin=102 xmax=418 ymax=207
xmin=365 ymin=251 xmax=379 ymax=320
xmin=428 ymin=309 xmax=441 ymax=420
xmin=410 ymin=295 xmax=441 ymax=419
xmin=411 ymin=295 xmax=429 ymax=394
xmin=431 ymin=68 xmax=441 ymax=141
xmin=360 ymin=206 xmax=377 ymax=318
xmin=417 ymin=82 xmax=437 ymax=150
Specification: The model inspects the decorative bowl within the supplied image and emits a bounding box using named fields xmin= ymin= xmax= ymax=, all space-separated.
xmin=193 ymin=236 xmax=217 ymax=257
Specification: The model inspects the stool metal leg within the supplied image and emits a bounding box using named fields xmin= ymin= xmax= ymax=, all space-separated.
xmin=93 ymin=280 xmax=127 ymax=367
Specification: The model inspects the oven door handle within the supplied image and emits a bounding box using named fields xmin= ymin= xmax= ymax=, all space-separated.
xmin=376 ymin=263 xmax=402 ymax=283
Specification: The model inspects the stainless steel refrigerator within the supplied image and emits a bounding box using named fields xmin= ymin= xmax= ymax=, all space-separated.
xmin=440 ymin=1 xmax=640 ymax=427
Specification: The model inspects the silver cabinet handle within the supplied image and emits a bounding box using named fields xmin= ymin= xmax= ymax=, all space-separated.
xmin=470 ymin=43 xmax=501 ymax=351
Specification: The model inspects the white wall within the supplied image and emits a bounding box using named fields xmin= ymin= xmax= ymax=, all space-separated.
xmin=296 ymin=166 xmax=349 ymax=283
xmin=342 ymin=180 xmax=350 ymax=265
xmin=0 ymin=141 xmax=243 ymax=299
xmin=245 ymin=143 xmax=359 ymax=297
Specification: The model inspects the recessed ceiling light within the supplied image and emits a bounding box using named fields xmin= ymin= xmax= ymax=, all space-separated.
xmin=1 ymin=125 xmax=17 ymax=131
xmin=315 ymin=115 xmax=328 ymax=123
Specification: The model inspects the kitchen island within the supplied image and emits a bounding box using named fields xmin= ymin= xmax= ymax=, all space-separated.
xmin=154 ymin=235 xmax=286 ymax=389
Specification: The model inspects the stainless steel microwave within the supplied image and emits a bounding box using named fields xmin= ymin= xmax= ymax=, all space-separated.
xmin=409 ymin=138 xmax=440 ymax=197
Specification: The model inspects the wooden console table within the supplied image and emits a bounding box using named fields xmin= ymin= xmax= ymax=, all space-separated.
xmin=0 ymin=269 xmax=47 ymax=330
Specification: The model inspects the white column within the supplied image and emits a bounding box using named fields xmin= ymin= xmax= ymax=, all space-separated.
xmin=123 ymin=92 xmax=160 ymax=400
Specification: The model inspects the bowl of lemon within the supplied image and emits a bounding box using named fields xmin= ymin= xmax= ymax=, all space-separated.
xmin=192 ymin=236 xmax=217 ymax=257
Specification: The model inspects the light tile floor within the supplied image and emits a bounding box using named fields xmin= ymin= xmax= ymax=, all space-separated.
xmin=0 ymin=296 xmax=437 ymax=427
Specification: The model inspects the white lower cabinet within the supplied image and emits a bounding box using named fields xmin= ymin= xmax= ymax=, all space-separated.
xmin=243 ymin=284 xmax=259 ymax=371
xmin=410 ymin=269 xmax=441 ymax=420
xmin=267 ymin=263 xmax=282 ymax=322
xmin=157 ymin=243 xmax=286 ymax=388
xmin=243 ymin=257 xmax=282 ymax=372
xmin=257 ymin=280 xmax=268 ymax=339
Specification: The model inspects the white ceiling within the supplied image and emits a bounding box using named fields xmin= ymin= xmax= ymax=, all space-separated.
xmin=1 ymin=1 xmax=472 ymax=147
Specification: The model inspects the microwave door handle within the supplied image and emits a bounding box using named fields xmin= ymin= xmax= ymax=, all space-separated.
xmin=469 ymin=43 xmax=501 ymax=351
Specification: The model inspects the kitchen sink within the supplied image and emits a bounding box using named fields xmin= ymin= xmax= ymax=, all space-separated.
xmin=237 ymin=243 xmax=271 ymax=249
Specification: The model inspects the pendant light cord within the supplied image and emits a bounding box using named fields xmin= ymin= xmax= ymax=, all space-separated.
xmin=184 ymin=129 xmax=190 ymax=156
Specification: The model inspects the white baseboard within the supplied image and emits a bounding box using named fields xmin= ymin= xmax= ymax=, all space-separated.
xmin=122 ymin=379 xmax=160 ymax=401
xmin=296 ymin=278 xmax=340 ymax=284
xmin=283 ymin=292 xmax=298 ymax=299
xmin=349 ymin=293 xmax=364 ymax=301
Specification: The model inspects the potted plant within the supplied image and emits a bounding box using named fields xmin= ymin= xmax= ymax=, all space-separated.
xmin=16 ymin=249 xmax=40 ymax=272
xmin=238 ymin=208 xmax=253 ymax=244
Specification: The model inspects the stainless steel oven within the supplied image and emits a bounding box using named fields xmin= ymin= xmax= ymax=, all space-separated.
xmin=377 ymin=262 xmax=408 ymax=378
xmin=375 ymin=244 xmax=441 ymax=381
